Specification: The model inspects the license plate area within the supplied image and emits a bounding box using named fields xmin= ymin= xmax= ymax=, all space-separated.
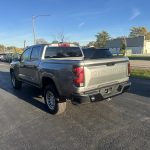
xmin=100 ymin=84 xmax=119 ymax=98
xmin=104 ymin=87 xmax=113 ymax=94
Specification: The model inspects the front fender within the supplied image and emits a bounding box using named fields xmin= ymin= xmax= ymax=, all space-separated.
xmin=10 ymin=62 xmax=20 ymax=79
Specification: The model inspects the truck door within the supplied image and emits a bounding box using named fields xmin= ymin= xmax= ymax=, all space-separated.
xmin=29 ymin=46 xmax=42 ymax=85
xmin=19 ymin=48 xmax=32 ymax=81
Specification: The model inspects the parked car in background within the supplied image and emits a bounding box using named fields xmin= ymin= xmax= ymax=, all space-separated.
xmin=0 ymin=54 xmax=7 ymax=62
xmin=0 ymin=53 xmax=21 ymax=63
xmin=6 ymin=53 xmax=13 ymax=63
xmin=0 ymin=55 xmax=3 ymax=61
xmin=10 ymin=44 xmax=131 ymax=115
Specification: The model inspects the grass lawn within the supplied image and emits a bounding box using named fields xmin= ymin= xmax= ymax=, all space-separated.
xmin=131 ymin=69 xmax=150 ymax=79
xmin=129 ymin=56 xmax=150 ymax=61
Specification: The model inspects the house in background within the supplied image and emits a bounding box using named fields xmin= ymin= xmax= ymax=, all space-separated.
xmin=106 ymin=36 xmax=150 ymax=54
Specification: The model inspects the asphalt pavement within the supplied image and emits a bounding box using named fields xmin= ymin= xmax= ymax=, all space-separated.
xmin=0 ymin=62 xmax=150 ymax=150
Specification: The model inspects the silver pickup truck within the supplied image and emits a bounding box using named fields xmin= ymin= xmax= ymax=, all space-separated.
xmin=10 ymin=43 xmax=131 ymax=114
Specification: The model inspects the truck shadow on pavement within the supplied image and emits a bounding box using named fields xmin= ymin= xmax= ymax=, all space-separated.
xmin=0 ymin=71 xmax=49 ymax=113
xmin=0 ymin=71 xmax=149 ymax=114
xmin=129 ymin=77 xmax=150 ymax=98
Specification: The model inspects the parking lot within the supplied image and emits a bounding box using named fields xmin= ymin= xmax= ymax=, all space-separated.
xmin=0 ymin=62 xmax=150 ymax=150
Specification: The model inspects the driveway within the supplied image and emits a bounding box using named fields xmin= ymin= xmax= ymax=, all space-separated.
xmin=0 ymin=62 xmax=150 ymax=150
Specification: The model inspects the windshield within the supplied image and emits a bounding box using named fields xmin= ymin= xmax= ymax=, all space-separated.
xmin=45 ymin=47 xmax=82 ymax=58
xmin=82 ymin=48 xmax=113 ymax=59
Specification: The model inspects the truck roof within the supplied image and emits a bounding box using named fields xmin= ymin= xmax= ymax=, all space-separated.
xmin=30 ymin=43 xmax=78 ymax=48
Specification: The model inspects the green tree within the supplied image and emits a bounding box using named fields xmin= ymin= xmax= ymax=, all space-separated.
xmin=7 ymin=46 xmax=16 ymax=52
xmin=120 ymin=37 xmax=127 ymax=56
xmin=14 ymin=48 xmax=23 ymax=54
xmin=72 ymin=42 xmax=79 ymax=46
xmin=129 ymin=27 xmax=150 ymax=40
xmin=51 ymin=40 xmax=59 ymax=44
xmin=36 ymin=38 xmax=49 ymax=44
xmin=0 ymin=44 xmax=23 ymax=54
xmin=145 ymin=32 xmax=150 ymax=40
xmin=95 ymin=31 xmax=110 ymax=48
xmin=87 ymin=41 xmax=95 ymax=47
xmin=0 ymin=44 xmax=5 ymax=53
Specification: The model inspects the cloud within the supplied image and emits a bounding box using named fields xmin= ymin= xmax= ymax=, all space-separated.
xmin=78 ymin=22 xmax=85 ymax=28
xmin=70 ymin=9 xmax=110 ymax=17
xmin=130 ymin=8 xmax=141 ymax=20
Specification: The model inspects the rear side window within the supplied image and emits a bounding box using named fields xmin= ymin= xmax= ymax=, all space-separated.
xmin=82 ymin=48 xmax=113 ymax=59
xmin=45 ymin=47 xmax=82 ymax=58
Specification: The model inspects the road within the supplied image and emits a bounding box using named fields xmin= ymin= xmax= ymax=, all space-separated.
xmin=130 ymin=60 xmax=150 ymax=70
xmin=0 ymin=62 xmax=150 ymax=150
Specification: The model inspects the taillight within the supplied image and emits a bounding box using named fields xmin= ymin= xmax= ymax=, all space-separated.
xmin=73 ymin=66 xmax=84 ymax=87
xmin=128 ymin=62 xmax=131 ymax=76
xmin=58 ymin=43 xmax=70 ymax=47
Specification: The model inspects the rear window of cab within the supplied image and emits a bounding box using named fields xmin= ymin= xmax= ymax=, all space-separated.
xmin=45 ymin=47 xmax=82 ymax=58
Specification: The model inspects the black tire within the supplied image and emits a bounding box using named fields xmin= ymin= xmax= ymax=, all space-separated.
xmin=10 ymin=71 xmax=22 ymax=89
xmin=44 ymin=85 xmax=66 ymax=115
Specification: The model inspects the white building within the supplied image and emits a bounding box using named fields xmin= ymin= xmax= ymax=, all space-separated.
xmin=106 ymin=36 xmax=150 ymax=54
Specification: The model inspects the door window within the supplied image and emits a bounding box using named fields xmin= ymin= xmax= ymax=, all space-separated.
xmin=21 ymin=48 xmax=32 ymax=61
xmin=31 ymin=46 xmax=42 ymax=61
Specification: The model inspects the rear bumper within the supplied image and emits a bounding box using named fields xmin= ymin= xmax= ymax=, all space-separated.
xmin=72 ymin=81 xmax=131 ymax=104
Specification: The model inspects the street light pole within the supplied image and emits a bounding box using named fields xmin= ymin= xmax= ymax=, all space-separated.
xmin=24 ymin=40 xmax=26 ymax=49
xmin=32 ymin=16 xmax=36 ymax=44
xmin=32 ymin=15 xmax=50 ymax=44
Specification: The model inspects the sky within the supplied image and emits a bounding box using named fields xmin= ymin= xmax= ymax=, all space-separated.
xmin=0 ymin=0 xmax=150 ymax=47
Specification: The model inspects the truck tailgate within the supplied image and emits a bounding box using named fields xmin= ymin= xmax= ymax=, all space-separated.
xmin=84 ymin=57 xmax=129 ymax=91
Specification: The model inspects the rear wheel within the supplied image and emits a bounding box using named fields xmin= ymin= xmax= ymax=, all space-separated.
xmin=10 ymin=71 xmax=22 ymax=89
xmin=44 ymin=85 xmax=66 ymax=115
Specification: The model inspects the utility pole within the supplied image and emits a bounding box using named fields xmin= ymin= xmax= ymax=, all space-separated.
xmin=32 ymin=15 xmax=50 ymax=44
xmin=32 ymin=16 xmax=36 ymax=44
xmin=24 ymin=40 xmax=26 ymax=49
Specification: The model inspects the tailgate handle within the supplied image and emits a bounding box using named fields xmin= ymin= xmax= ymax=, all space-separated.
xmin=106 ymin=62 xmax=115 ymax=66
